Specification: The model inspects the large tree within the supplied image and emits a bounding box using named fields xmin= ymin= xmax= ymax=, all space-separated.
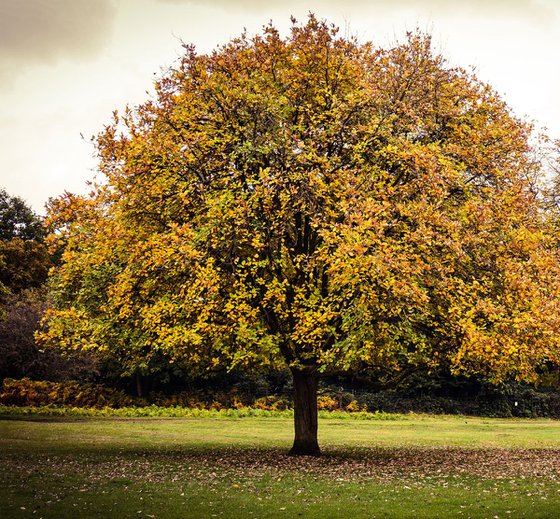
xmin=42 ymin=17 xmax=560 ymax=454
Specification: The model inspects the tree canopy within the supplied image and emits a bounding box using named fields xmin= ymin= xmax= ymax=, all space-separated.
xmin=0 ymin=189 xmax=50 ymax=295
xmin=42 ymin=16 xmax=560 ymax=454
xmin=0 ymin=189 xmax=56 ymax=382
xmin=0 ymin=189 xmax=44 ymax=242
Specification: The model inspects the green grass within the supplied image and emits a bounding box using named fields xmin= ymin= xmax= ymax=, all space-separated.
xmin=1 ymin=412 xmax=559 ymax=518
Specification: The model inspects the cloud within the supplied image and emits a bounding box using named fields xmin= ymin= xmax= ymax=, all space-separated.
xmin=158 ymin=0 xmax=555 ymax=25
xmin=0 ymin=0 xmax=116 ymax=79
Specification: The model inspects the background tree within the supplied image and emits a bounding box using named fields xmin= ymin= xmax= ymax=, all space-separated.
xmin=0 ymin=288 xmax=48 ymax=380
xmin=0 ymin=190 xmax=97 ymax=383
xmin=0 ymin=189 xmax=44 ymax=242
xmin=42 ymin=17 xmax=560 ymax=455
xmin=0 ymin=188 xmax=50 ymax=296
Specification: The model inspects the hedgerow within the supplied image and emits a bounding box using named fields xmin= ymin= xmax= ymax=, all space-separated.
xmin=1 ymin=378 xmax=559 ymax=418
xmin=0 ymin=378 xmax=139 ymax=408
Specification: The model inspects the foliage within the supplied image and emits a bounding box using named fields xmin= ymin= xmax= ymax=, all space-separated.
xmin=0 ymin=378 xmax=138 ymax=408
xmin=0 ymin=188 xmax=44 ymax=242
xmin=0 ymin=378 xmax=294 ymax=412
xmin=0 ymin=188 xmax=50 ymax=294
xmin=0 ymin=404 xmax=294 ymax=418
xmin=0 ymin=189 xmax=56 ymax=381
xmin=0 ymin=290 xmax=49 ymax=381
xmin=43 ymin=16 xmax=560 ymax=383
xmin=3 ymin=376 xmax=560 ymax=418
xmin=0 ymin=289 xmax=97 ymax=382
xmin=316 ymin=394 xmax=339 ymax=410
xmin=354 ymin=387 xmax=560 ymax=418
xmin=0 ymin=239 xmax=51 ymax=294
xmin=0 ymin=403 xmax=404 ymax=420
xmin=252 ymin=395 xmax=291 ymax=411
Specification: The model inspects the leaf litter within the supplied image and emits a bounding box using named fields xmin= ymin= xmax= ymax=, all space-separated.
xmin=4 ymin=446 xmax=559 ymax=485
xmin=3 ymin=447 xmax=559 ymax=518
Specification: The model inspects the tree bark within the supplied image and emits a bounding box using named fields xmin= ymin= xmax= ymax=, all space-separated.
xmin=289 ymin=366 xmax=320 ymax=456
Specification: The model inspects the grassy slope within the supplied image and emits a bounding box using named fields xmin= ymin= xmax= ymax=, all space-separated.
xmin=1 ymin=414 xmax=559 ymax=518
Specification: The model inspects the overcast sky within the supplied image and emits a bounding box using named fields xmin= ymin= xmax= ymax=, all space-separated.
xmin=1 ymin=0 xmax=559 ymax=214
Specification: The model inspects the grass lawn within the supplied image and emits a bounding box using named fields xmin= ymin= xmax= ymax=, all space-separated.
xmin=1 ymin=412 xmax=559 ymax=518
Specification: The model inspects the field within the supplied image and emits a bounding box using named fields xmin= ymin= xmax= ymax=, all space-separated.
xmin=1 ymin=411 xmax=559 ymax=518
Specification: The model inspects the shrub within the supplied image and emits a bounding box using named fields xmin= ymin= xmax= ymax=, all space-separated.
xmin=253 ymin=395 xmax=291 ymax=411
xmin=353 ymin=387 xmax=560 ymax=418
xmin=317 ymin=395 xmax=339 ymax=411
xmin=345 ymin=400 xmax=362 ymax=412
xmin=2 ymin=377 xmax=559 ymax=419
xmin=0 ymin=378 xmax=140 ymax=408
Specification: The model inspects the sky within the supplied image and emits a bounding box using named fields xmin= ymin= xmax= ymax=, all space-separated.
xmin=1 ymin=0 xmax=559 ymax=214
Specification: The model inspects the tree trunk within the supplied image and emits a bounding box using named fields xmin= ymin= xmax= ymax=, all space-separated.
xmin=289 ymin=366 xmax=320 ymax=456
xmin=135 ymin=373 xmax=143 ymax=398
